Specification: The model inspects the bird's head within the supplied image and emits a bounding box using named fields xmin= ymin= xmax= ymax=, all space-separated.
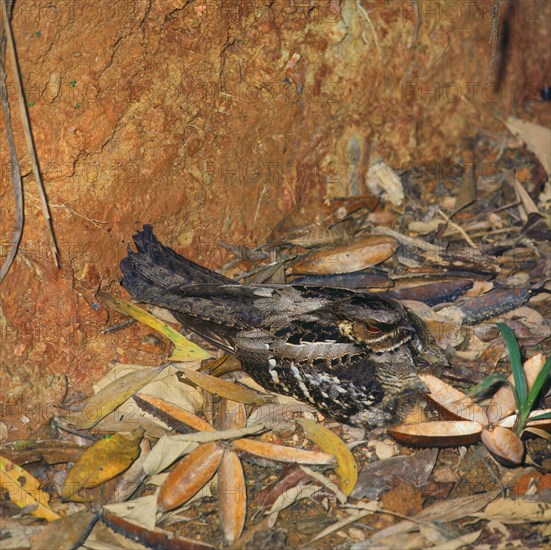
xmin=336 ymin=294 xmax=418 ymax=353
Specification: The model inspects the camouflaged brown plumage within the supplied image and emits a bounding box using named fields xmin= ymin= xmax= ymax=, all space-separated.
xmin=120 ymin=226 xmax=447 ymax=428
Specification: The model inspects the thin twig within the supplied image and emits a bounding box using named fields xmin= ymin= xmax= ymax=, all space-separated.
xmin=409 ymin=0 xmax=420 ymax=49
xmin=437 ymin=209 xmax=479 ymax=250
xmin=1 ymin=0 xmax=60 ymax=267
xmin=0 ymin=0 xmax=23 ymax=284
xmin=356 ymin=0 xmax=381 ymax=55
xmin=487 ymin=0 xmax=501 ymax=82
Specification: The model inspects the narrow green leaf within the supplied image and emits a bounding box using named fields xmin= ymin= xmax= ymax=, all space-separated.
xmin=467 ymin=374 xmax=509 ymax=397
xmin=496 ymin=323 xmax=526 ymax=412
xmin=516 ymin=355 xmax=551 ymax=433
xmin=528 ymin=411 xmax=551 ymax=421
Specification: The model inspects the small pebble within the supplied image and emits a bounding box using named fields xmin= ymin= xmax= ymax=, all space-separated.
xmin=375 ymin=440 xmax=399 ymax=459
xmin=348 ymin=527 xmax=366 ymax=541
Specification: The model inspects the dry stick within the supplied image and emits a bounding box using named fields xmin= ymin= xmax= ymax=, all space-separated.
xmin=1 ymin=1 xmax=59 ymax=267
xmin=487 ymin=0 xmax=501 ymax=83
xmin=437 ymin=209 xmax=479 ymax=250
xmin=409 ymin=0 xmax=420 ymax=49
xmin=0 ymin=0 xmax=23 ymax=284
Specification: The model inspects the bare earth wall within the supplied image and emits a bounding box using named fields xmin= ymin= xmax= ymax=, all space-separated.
xmin=1 ymin=0 xmax=549 ymax=438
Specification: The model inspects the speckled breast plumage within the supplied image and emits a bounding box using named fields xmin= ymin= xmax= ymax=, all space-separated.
xmin=120 ymin=226 xmax=446 ymax=428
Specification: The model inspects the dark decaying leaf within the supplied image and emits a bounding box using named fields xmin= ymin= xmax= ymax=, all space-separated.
xmin=30 ymin=510 xmax=99 ymax=550
xmin=102 ymin=510 xmax=216 ymax=550
xmin=458 ymin=288 xmax=533 ymax=324
xmin=0 ymin=439 xmax=87 ymax=466
xmin=289 ymin=271 xmax=390 ymax=289
xmin=383 ymin=279 xmax=474 ymax=306
xmin=351 ymin=448 xmax=438 ymax=500
xmin=255 ymin=465 xmax=321 ymax=508
xmin=396 ymin=243 xmax=500 ymax=275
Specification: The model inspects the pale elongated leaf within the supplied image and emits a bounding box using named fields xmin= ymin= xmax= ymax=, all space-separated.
xmin=218 ymin=451 xmax=246 ymax=544
xmin=76 ymin=365 xmax=169 ymax=429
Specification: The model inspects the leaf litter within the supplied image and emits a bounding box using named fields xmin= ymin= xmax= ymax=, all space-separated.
xmin=3 ymin=135 xmax=551 ymax=549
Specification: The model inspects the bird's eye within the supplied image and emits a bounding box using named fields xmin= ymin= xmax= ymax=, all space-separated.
xmin=365 ymin=323 xmax=382 ymax=334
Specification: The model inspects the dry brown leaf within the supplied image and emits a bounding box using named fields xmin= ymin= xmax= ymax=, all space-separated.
xmin=289 ymin=235 xmax=397 ymax=275
xmin=506 ymin=117 xmax=551 ymax=175
xmin=388 ymin=421 xmax=483 ymax=447
xmin=61 ymin=429 xmax=144 ymax=502
xmin=30 ymin=510 xmax=98 ymax=549
xmin=103 ymin=495 xmax=158 ymax=531
xmin=480 ymin=427 xmax=525 ymax=465
xmin=420 ymin=374 xmax=489 ymax=425
xmin=218 ymin=450 xmax=246 ymax=544
xmin=473 ymin=498 xmax=551 ymax=523
xmin=158 ymin=441 xmax=224 ymax=512
xmin=217 ymin=399 xmax=247 ymax=430
xmin=497 ymin=409 xmax=551 ymax=431
xmin=231 ymin=438 xmax=335 ymax=465
xmin=133 ymin=393 xmax=214 ymax=433
xmin=180 ymin=368 xmax=269 ymax=405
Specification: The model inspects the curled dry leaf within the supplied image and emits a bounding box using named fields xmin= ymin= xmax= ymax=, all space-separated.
xmin=497 ymin=409 xmax=551 ymax=431
xmin=388 ymin=421 xmax=483 ymax=447
xmin=218 ymin=451 xmax=246 ymax=544
xmin=420 ymin=374 xmax=489 ymax=425
xmin=289 ymin=235 xmax=398 ymax=275
xmin=480 ymin=427 xmax=525 ymax=466
xmin=158 ymin=441 xmax=224 ymax=512
xmin=297 ymin=417 xmax=357 ymax=495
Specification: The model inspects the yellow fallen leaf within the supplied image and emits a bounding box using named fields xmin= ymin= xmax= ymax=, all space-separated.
xmin=62 ymin=429 xmax=144 ymax=501
xmin=0 ymin=454 xmax=61 ymax=521
xmin=76 ymin=364 xmax=170 ymax=429
xmin=181 ymin=368 xmax=269 ymax=405
xmin=297 ymin=418 xmax=357 ymax=496
xmin=98 ymin=291 xmax=211 ymax=361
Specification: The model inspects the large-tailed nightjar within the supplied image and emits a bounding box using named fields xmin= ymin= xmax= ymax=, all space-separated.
xmin=120 ymin=226 xmax=447 ymax=428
